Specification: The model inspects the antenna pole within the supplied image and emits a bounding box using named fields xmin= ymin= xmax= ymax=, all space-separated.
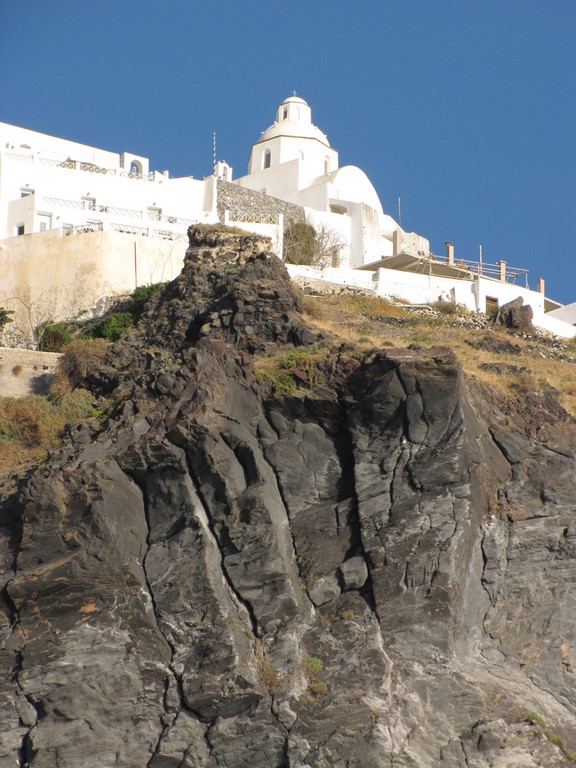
xmin=213 ymin=132 xmax=216 ymax=175
xmin=397 ymin=197 xmax=401 ymax=226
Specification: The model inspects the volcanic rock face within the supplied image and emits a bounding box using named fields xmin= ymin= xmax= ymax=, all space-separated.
xmin=2 ymin=226 xmax=576 ymax=766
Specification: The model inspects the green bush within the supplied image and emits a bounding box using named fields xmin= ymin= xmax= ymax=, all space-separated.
xmin=128 ymin=283 xmax=164 ymax=320
xmin=97 ymin=312 xmax=133 ymax=341
xmin=38 ymin=322 xmax=73 ymax=352
xmin=0 ymin=308 xmax=14 ymax=334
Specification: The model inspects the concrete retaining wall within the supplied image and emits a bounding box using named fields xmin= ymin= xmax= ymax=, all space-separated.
xmin=0 ymin=347 xmax=61 ymax=398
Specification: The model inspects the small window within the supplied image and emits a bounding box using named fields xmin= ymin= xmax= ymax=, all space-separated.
xmin=20 ymin=188 xmax=34 ymax=197
xmin=282 ymin=107 xmax=288 ymax=119
xmin=16 ymin=224 xmax=25 ymax=236
xmin=263 ymin=149 xmax=271 ymax=169
xmin=324 ymin=157 xmax=330 ymax=174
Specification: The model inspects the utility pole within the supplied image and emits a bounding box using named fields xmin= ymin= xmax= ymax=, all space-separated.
xmin=213 ymin=132 xmax=217 ymax=176
xmin=479 ymin=244 xmax=483 ymax=276
xmin=397 ymin=197 xmax=401 ymax=227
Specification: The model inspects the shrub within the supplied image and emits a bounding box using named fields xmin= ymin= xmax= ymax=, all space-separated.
xmin=54 ymin=338 xmax=109 ymax=390
xmin=283 ymin=221 xmax=344 ymax=268
xmin=303 ymin=656 xmax=324 ymax=676
xmin=0 ymin=308 xmax=14 ymax=334
xmin=38 ymin=322 xmax=73 ymax=352
xmin=98 ymin=311 xmax=134 ymax=341
xmin=254 ymin=346 xmax=326 ymax=396
xmin=283 ymin=222 xmax=317 ymax=265
xmin=0 ymin=389 xmax=94 ymax=451
xmin=430 ymin=300 xmax=471 ymax=316
xmin=0 ymin=396 xmax=62 ymax=447
xmin=128 ymin=283 xmax=164 ymax=320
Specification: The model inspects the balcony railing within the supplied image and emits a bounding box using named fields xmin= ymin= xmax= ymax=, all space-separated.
xmin=61 ymin=222 xmax=188 ymax=242
xmin=4 ymin=151 xmax=156 ymax=181
xmin=430 ymin=254 xmax=529 ymax=287
xmin=228 ymin=210 xmax=280 ymax=225
xmin=43 ymin=197 xmax=193 ymax=226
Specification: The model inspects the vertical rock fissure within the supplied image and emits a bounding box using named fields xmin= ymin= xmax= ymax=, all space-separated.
xmin=3 ymin=584 xmax=40 ymax=767
xmin=119 ymin=467 xmax=198 ymax=765
xmin=184 ymin=456 xmax=260 ymax=636
xmin=337 ymin=421 xmax=379 ymax=614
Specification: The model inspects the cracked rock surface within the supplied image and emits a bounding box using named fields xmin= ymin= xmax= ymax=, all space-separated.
xmin=1 ymin=226 xmax=576 ymax=766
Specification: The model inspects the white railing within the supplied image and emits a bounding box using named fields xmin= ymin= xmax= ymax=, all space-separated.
xmin=44 ymin=196 xmax=85 ymax=210
xmin=156 ymin=213 xmax=194 ymax=226
xmin=43 ymin=197 xmax=191 ymax=224
xmin=110 ymin=223 xmax=149 ymax=236
xmin=63 ymin=222 xmax=103 ymax=235
xmin=228 ymin=210 xmax=280 ymax=224
xmin=3 ymin=151 xmax=156 ymax=181
xmin=5 ymin=152 xmax=33 ymax=162
xmin=149 ymin=229 xmax=188 ymax=242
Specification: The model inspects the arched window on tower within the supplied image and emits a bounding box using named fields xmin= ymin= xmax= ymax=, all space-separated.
xmin=324 ymin=156 xmax=330 ymax=174
xmin=263 ymin=149 xmax=271 ymax=169
xmin=282 ymin=107 xmax=288 ymax=119
xmin=130 ymin=160 xmax=142 ymax=177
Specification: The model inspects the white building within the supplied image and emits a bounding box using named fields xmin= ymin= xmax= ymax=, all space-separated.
xmin=234 ymin=95 xmax=428 ymax=268
xmin=0 ymin=122 xmax=217 ymax=242
xmin=0 ymin=97 xmax=574 ymax=345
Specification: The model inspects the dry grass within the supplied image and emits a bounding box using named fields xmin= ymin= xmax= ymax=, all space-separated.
xmin=53 ymin=338 xmax=109 ymax=392
xmin=253 ymin=639 xmax=279 ymax=693
xmin=0 ymin=389 xmax=95 ymax=479
xmin=300 ymin=292 xmax=576 ymax=416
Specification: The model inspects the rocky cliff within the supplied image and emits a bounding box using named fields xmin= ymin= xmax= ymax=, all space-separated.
xmin=2 ymin=226 xmax=576 ymax=767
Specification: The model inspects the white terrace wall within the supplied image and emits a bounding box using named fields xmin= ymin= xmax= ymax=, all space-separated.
xmin=285 ymin=264 xmax=576 ymax=339
xmin=374 ymin=267 xmax=576 ymax=337
xmin=285 ymin=263 xmax=377 ymax=291
xmin=0 ymin=229 xmax=188 ymax=346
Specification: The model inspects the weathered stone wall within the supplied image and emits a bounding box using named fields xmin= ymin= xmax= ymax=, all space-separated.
xmin=0 ymin=347 xmax=60 ymax=396
xmin=217 ymin=179 xmax=305 ymax=224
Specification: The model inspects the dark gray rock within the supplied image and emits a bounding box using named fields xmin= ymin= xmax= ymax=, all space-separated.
xmin=2 ymin=227 xmax=576 ymax=766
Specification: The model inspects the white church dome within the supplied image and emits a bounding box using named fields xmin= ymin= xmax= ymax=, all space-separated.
xmin=258 ymin=95 xmax=331 ymax=146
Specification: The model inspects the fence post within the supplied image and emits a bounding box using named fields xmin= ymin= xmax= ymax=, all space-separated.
xmin=498 ymin=260 xmax=507 ymax=282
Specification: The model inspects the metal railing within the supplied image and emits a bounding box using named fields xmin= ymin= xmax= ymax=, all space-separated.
xmin=430 ymin=254 xmax=529 ymax=287
xmin=63 ymin=222 xmax=103 ymax=235
xmin=44 ymin=197 xmax=191 ymax=224
xmin=228 ymin=210 xmax=280 ymax=225
xmin=149 ymin=229 xmax=188 ymax=242
xmin=44 ymin=196 xmax=85 ymax=210
xmin=110 ymin=223 xmax=149 ymax=236
xmin=4 ymin=151 xmax=156 ymax=181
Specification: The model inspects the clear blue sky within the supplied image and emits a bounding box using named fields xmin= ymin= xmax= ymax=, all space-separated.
xmin=1 ymin=0 xmax=575 ymax=303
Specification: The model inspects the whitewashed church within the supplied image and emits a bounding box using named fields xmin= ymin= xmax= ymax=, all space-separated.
xmin=0 ymin=95 xmax=574 ymax=344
